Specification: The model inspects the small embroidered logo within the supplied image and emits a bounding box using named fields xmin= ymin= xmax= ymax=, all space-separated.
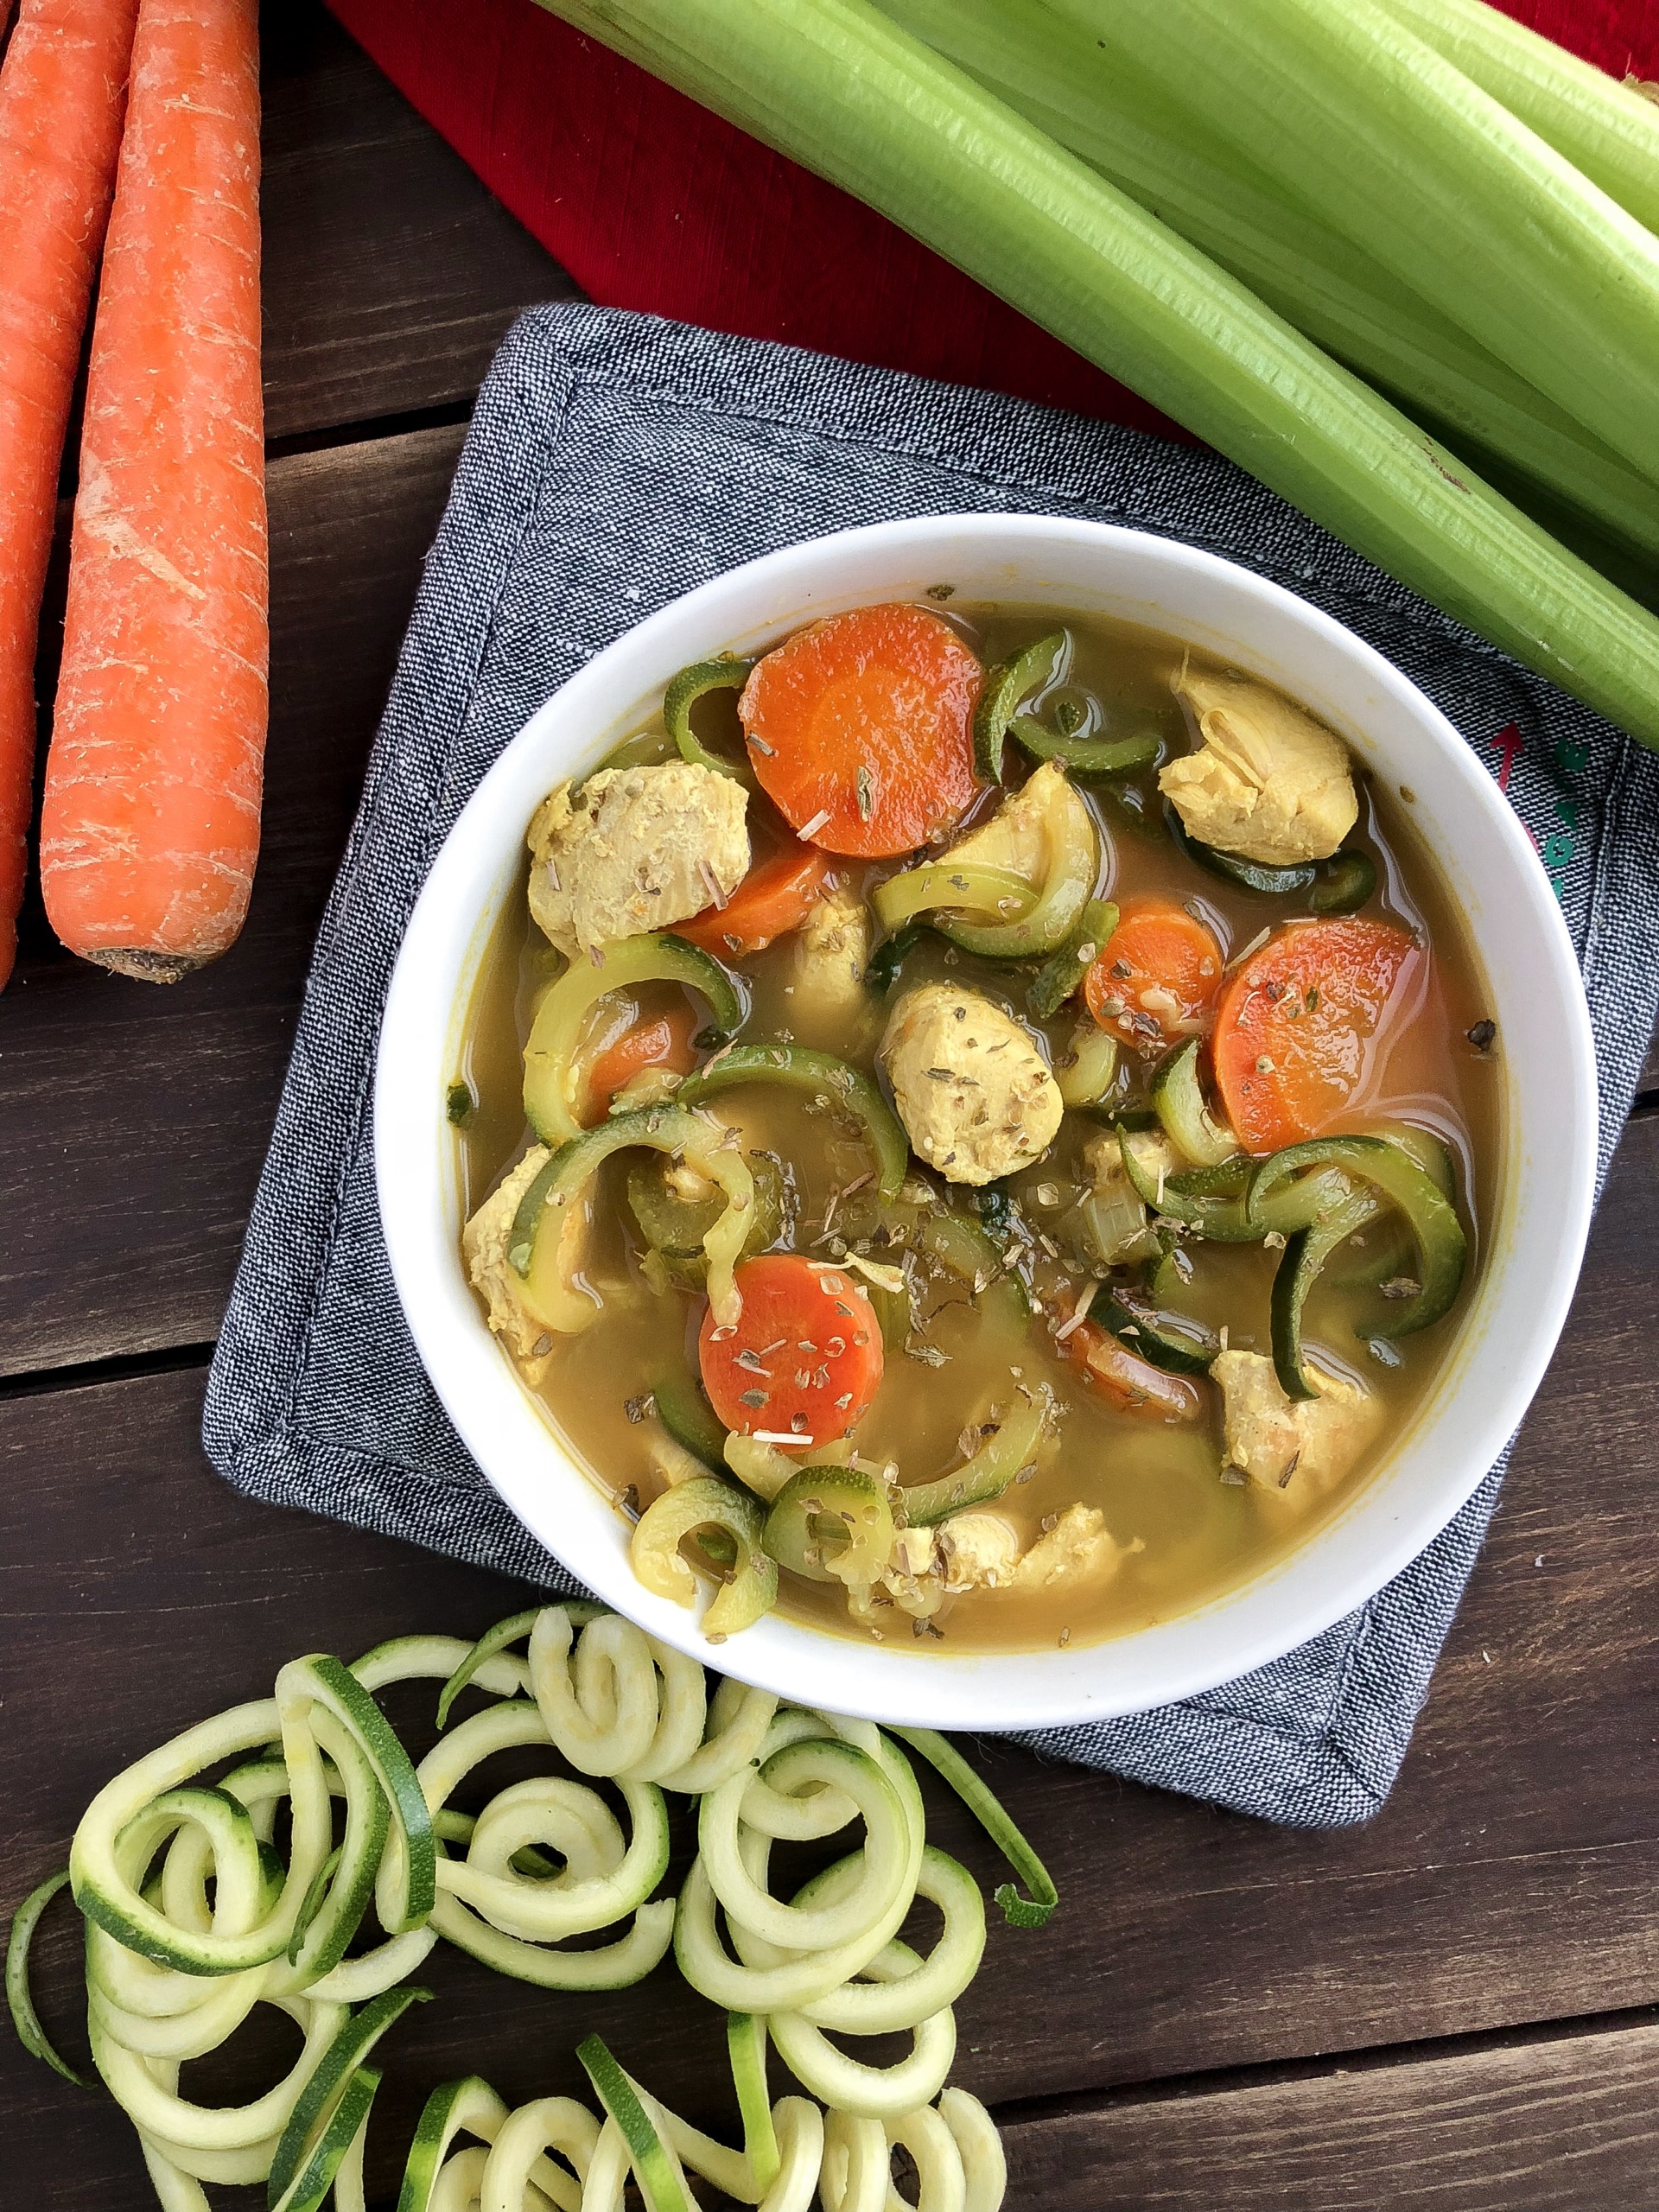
xmin=1484 ymin=721 xmax=1585 ymax=904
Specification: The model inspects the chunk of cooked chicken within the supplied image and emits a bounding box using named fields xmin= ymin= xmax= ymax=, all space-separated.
xmin=863 ymin=1512 xmax=1021 ymax=1618
xmin=526 ymin=762 xmax=749 ymax=957
xmin=1014 ymin=1503 xmax=1135 ymax=1592
xmin=1212 ymin=1350 xmax=1383 ymax=1501
xmin=462 ymin=1147 xmax=565 ymax=1378
xmin=880 ymin=982 xmax=1063 ymax=1185
xmin=874 ymin=1523 xmax=950 ymax=1622
xmin=788 ymin=875 xmax=871 ymax=1030
xmin=936 ymin=1511 xmax=1022 ymax=1592
xmin=1160 ymin=667 xmax=1357 ymax=865
xmin=888 ymin=1526 xmax=938 ymax=1579
xmin=860 ymin=1497 xmax=1130 ymax=1618
xmin=938 ymin=757 xmax=1069 ymax=880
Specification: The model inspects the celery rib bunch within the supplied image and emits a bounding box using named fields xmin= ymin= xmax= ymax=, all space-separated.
xmin=536 ymin=0 xmax=1659 ymax=751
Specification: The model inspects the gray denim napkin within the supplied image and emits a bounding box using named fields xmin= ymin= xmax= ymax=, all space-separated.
xmin=204 ymin=302 xmax=1659 ymax=1827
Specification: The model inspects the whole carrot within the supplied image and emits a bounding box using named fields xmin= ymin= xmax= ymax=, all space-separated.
xmin=0 ymin=0 xmax=140 ymax=991
xmin=41 ymin=0 xmax=264 ymax=982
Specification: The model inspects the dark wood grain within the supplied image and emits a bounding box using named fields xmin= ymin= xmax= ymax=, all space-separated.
xmin=3 ymin=13 xmax=1654 ymax=2205
xmin=1000 ymin=2024 xmax=1659 ymax=2209
xmin=4 ymin=1114 xmax=1656 ymax=2200
xmin=0 ymin=427 xmax=463 ymax=1376
xmin=262 ymin=3 xmax=573 ymax=441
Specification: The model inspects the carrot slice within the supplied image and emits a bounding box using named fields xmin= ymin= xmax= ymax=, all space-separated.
xmin=739 ymin=602 xmax=982 ymax=858
xmin=1084 ymin=897 xmax=1224 ymax=1052
xmin=582 ymin=1001 xmax=700 ymax=1124
xmin=0 ymin=0 xmax=141 ymax=989
xmin=40 ymin=0 xmax=265 ymax=982
xmin=699 ymin=1254 xmax=884 ymax=1449
xmin=675 ymin=846 xmax=835 ymax=958
xmin=1211 ymin=918 xmax=1420 ymax=1155
xmin=1061 ymin=1321 xmax=1205 ymax=1422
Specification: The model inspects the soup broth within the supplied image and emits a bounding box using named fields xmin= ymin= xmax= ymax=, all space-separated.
xmin=454 ymin=602 xmax=1499 ymax=1654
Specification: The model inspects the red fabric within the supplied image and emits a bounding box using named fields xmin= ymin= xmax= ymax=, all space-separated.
xmin=324 ymin=0 xmax=1659 ymax=444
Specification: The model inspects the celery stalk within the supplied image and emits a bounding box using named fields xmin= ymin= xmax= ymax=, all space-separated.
xmin=1376 ymin=0 xmax=1659 ymax=234
xmin=881 ymin=0 xmax=1659 ymax=563
xmin=1471 ymin=454 xmax=1659 ymax=619
xmin=536 ymin=0 xmax=1659 ymax=747
xmin=1059 ymin=0 xmax=1659 ymax=491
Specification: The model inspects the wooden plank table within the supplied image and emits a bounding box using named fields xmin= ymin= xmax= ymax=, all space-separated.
xmin=3 ymin=10 xmax=1656 ymax=2202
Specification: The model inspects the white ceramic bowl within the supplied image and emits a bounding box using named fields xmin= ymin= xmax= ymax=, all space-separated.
xmin=375 ymin=514 xmax=1596 ymax=1729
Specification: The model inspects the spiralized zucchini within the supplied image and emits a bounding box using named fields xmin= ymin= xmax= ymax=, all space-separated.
xmin=764 ymin=1465 xmax=897 ymax=1589
xmin=10 ymin=1605 xmax=1050 ymax=2211
xmin=678 ymin=1042 xmax=911 ymax=1200
xmin=873 ymin=767 xmax=1097 ymax=959
xmin=510 ymin=1105 xmax=757 ymax=1332
xmin=521 ymin=933 xmax=743 ymax=1148
xmin=663 ymin=656 xmax=756 ymax=781
xmin=973 ymin=629 xmax=1064 ymax=780
xmin=897 ymin=1389 xmax=1052 ymax=1527
xmin=391 ymin=2050 xmax=996 ymax=2212
xmin=630 ymin=1473 xmax=780 ymax=1636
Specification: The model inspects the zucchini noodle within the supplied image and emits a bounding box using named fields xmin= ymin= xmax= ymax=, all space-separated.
xmin=972 ymin=629 xmax=1064 ymax=779
xmin=6 ymin=1869 xmax=83 ymax=2083
xmin=767 ymin=1955 xmax=957 ymax=2116
xmin=678 ymin=1042 xmax=911 ymax=1199
xmin=394 ymin=2050 xmax=996 ymax=2212
xmin=521 ymin=934 xmax=744 ymax=1148
xmin=663 ymin=656 xmax=756 ymax=781
xmin=272 ymin=2056 xmax=383 ymax=2212
xmin=629 ymin=1476 xmax=779 ymax=1636
xmin=700 ymin=1740 xmax=912 ymax=1951
xmin=510 ymin=1106 xmax=757 ymax=1333
xmin=818 ymin=2090 xmax=1004 ymax=2212
xmin=11 ymin=1604 xmax=1041 ymax=2210
xmin=268 ymin=1986 xmax=429 ymax=2202
xmin=785 ymin=1847 xmax=986 ymax=2034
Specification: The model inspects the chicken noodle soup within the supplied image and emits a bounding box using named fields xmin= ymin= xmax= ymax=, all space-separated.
xmin=455 ymin=601 xmax=1498 ymax=1652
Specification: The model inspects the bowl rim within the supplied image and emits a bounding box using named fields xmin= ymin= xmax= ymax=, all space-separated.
xmin=373 ymin=511 xmax=1597 ymax=1730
